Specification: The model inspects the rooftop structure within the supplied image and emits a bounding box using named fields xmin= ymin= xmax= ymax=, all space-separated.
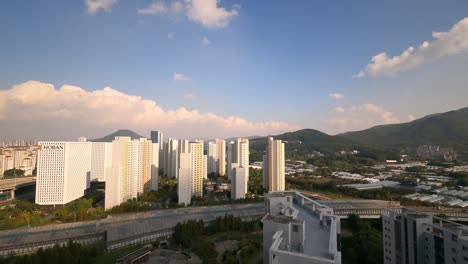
xmin=262 ymin=192 xmax=341 ymax=264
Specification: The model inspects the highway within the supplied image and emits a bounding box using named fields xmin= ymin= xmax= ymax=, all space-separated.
xmin=0 ymin=177 xmax=36 ymax=190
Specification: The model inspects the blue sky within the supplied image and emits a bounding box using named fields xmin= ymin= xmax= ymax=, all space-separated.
xmin=0 ymin=0 xmax=468 ymax=140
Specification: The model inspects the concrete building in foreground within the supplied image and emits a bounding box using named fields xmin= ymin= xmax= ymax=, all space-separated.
xmin=383 ymin=208 xmax=468 ymax=264
xmin=262 ymin=192 xmax=341 ymax=264
xmin=263 ymin=137 xmax=285 ymax=192
xmin=36 ymin=141 xmax=92 ymax=205
xmin=105 ymin=137 xmax=152 ymax=210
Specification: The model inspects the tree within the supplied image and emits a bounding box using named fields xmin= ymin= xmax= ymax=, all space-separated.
xmin=3 ymin=168 xmax=26 ymax=178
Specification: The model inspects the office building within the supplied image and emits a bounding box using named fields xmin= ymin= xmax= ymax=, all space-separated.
xmin=383 ymin=208 xmax=468 ymax=264
xmin=36 ymin=141 xmax=92 ymax=205
xmin=90 ymin=142 xmax=112 ymax=182
xmin=263 ymin=137 xmax=285 ymax=192
xmin=105 ymin=137 xmax=152 ymax=210
xmin=262 ymin=192 xmax=341 ymax=264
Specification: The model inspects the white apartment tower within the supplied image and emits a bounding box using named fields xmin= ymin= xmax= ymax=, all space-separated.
xmin=163 ymin=138 xmax=179 ymax=178
xmin=36 ymin=141 xmax=92 ymax=205
xmin=216 ymin=139 xmax=226 ymax=176
xmin=90 ymin=142 xmax=112 ymax=182
xmin=263 ymin=137 xmax=285 ymax=192
xmin=105 ymin=137 xmax=152 ymax=210
xmin=178 ymin=151 xmax=191 ymax=205
xmin=206 ymin=141 xmax=218 ymax=175
xmin=151 ymin=143 xmax=159 ymax=191
xmin=227 ymin=138 xmax=249 ymax=199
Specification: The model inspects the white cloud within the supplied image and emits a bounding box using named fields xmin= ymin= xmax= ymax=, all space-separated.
xmin=184 ymin=93 xmax=196 ymax=100
xmin=168 ymin=33 xmax=175 ymax=39
xmin=138 ymin=0 xmax=239 ymax=28
xmin=173 ymin=72 xmax=191 ymax=81
xmin=355 ymin=17 xmax=468 ymax=78
xmin=86 ymin=0 xmax=117 ymax=15
xmin=202 ymin=37 xmax=211 ymax=45
xmin=329 ymin=93 xmax=344 ymax=100
xmin=329 ymin=103 xmax=400 ymax=131
xmin=138 ymin=1 xmax=167 ymax=14
xmin=170 ymin=1 xmax=184 ymax=14
xmin=186 ymin=0 xmax=239 ymax=28
xmin=0 ymin=81 xmax=299 ymax=139
xmin=408 ymin=114 xmax=416 ymax=122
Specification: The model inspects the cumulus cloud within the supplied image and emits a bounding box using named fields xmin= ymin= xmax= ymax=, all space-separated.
xmin=0 ymin=81 xmax=298 ymax=139
xmin=138 ymin=1 xmax=167 ymax=14
xmin=86 ymin=0 xmax=117 ymax=15
xmin=329 ymin=103 xmax=400 ymax=132
xmin=202 ymin=37 xmax=211 ymax=45
xmin=186 ymin=0 xmax=239 ymax=28
xmin=173 ymin=72 xmax=191 ymax=81
xmin=138 ymin=0 xmax=239 ymax=28
xmin=355 ymin=17 xmax=468 ymax=78
xmin=329 ymin=93 xmax=344 ymax=100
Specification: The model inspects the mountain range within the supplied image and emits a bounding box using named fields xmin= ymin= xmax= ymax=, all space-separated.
xmin=250 ymin=106 xmax=468 ymax=160
xmin=92 ymin=107 xmax=468 ymax=160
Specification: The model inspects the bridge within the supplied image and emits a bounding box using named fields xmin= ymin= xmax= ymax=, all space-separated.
xmin=0 ymin=177 xmax=36 ymax=200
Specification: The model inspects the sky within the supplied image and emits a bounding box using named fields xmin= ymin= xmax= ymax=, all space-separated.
xmin=0 ymin=0 xmax=468 ymax=140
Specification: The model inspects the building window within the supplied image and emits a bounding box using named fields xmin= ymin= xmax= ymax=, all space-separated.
xmin=453 ymin=235 xmax=459 ymax=242
xmin=293 ymin=225 xmax=299 ymax=232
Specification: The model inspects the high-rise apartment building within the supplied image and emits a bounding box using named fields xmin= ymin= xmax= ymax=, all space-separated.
xmin=151 ymin=143 xmax=159 ymax=191
xmin=206 ymin=141 xmax=218 ymax=175
xmin=216 ymin=139 xmax=226 ymax=176
xmin=227 ymin=138 xmax=249 ymax=199
xmin=163 ymin=138 xmax=179 ymax=178
xmin=105 ymin=137 xmax=152 ymax=210
xmin=231 ymin=167 xmax=246 ymax=199
xmin=150 ymin=131 xmax=163 ymax=148
xmin=178 ymin=151 xmax=191 ymax=205
xmin=150 ymin=131 xmax=163 ymax=178
xmin=36 ymin=141 xmax=92 ymax=205
xmin=206 ymin=139 xmax=226 ymax=177
xmin=90 ymin=142 xmax=112 ymax=182
xmin=190 ymin=141 xmax=204 ymax=197
xmin=383 ymin=208 xmax=468 ymax=264
xmin=263 ymin=137 xmax=285 ymax=192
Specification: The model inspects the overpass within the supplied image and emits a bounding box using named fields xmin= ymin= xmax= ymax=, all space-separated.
xmin=0 ymin=177 xmax=36 ymax=200
xmin=0 ymin=203 xmax=264 ymax=256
